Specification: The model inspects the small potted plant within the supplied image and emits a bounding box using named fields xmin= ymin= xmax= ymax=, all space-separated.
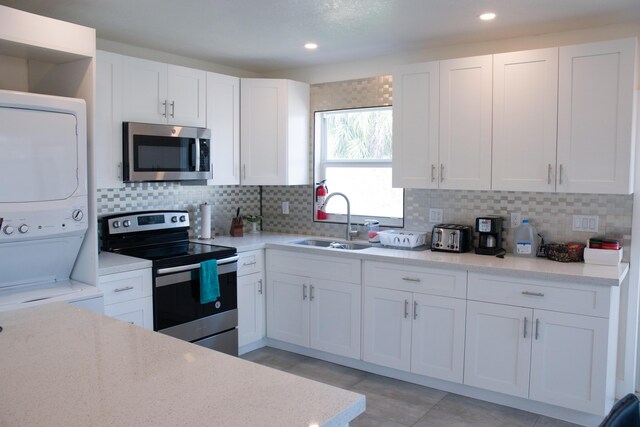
xmin=244 ymin=214 xmax=262 ymax=233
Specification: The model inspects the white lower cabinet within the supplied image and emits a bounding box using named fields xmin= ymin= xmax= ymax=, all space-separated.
xmin=237 ymin=250 xmax=266 ymax=349
xmin=266 ymin=250 xmax=361 ymax=359
xmin=362 ymin=261 xmax=467 ymax=383
xmin=98 ymin=268 xmax=153 ymax=330
xmin=465 ymin=272 xmax=617 ymax=416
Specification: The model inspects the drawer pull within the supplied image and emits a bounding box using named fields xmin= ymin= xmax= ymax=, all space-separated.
xmin=402 ymin=277 xmax=421 ymax=282
xmin=523 ymin=317 xmax=528 ymax=339
xmin=522 ymin=291 xmax=544 ymax=297
xmin=114 ymin=286 xmax=134 ymax=293
xmin=242 ymin=261 xmax=257 ymax=266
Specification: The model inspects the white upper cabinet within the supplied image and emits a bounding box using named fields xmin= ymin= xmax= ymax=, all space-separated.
xmin=392 ymin=61 xmax=439 ymax=189
xmin=95 ymin=50 xmax=124 ymax=189
xmin=439 ymin=55 xmax=493 ymax=190
xmin=240 ymin=78 xmax=310 ymax=186
xmin=122 ymin=56 xmax=206 ymax=127
xmin=206 ymin=72 xmax=240 ymax=185
xmin=557 ymin=38 xmax=637 ymax=194
xmin=492 ymin=48 xmax=559 ymax=192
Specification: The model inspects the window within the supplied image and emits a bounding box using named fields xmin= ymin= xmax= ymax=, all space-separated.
xmin=314 ymin=106 xmax=404 ymax=227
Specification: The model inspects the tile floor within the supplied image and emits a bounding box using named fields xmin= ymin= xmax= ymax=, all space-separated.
xmin=241 ymin=347 xmax=582 ymax=427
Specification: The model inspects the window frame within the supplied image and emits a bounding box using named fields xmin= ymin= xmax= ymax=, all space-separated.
xmin=313 ymin=106 xmax=404 ymax=228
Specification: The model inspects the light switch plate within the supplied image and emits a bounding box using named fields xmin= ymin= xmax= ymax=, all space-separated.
xmin=572 ymin=215 xmax=598 ymax=232
xmin=282 ymin=201 xmax=289 ymax=215
xmin=510 ymin=212 xmax=522 ymax=229
xmin=429 ymin=208 xmax=443 ymax=223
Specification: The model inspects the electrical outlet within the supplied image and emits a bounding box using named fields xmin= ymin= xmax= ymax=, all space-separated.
xmin=282 ymin=201 xmax=289 ymax=215
xmin=429 ymin=208 xmax=443 ymax=223
xmin=572 ymin=215 xmax=599 ymax=232
xmin=510 ymin=212 xmax=522 ymax=229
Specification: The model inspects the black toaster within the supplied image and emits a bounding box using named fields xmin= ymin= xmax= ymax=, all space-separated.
xmin=431 ymin=224 xmax=474 ymax=253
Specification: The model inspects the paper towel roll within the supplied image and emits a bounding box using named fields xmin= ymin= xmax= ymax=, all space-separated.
xmin=200 ymin=203 xmax=212 ymax=239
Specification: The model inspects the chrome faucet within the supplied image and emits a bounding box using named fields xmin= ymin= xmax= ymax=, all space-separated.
xmin=320 ymin=192 xmax=358 ymax=241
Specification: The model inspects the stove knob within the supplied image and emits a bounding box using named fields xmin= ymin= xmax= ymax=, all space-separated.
xmin=18 ymin=224 xmax=29 ymax=234
xmin=3 ymin=225 xmax=14 ymax=235
xmin=171 ymin=216 xmax=178 ymax=223
xmin=123 ymin=220 xmax=131 ymax=227
xmin=113 ymin=221 xmax=120 ymax=229
xmin=179 ymin=215 xmax=186 ymax=222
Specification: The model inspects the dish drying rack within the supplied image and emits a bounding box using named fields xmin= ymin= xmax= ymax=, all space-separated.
xmin=378 ymin=230 xmax=428 ymax=248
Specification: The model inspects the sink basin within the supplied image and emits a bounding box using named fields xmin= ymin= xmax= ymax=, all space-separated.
xmin=293 ymin=239 xmax=372 ymax=250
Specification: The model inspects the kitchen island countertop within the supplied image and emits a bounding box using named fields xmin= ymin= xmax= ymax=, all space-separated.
xmin=0 ymin=302 xmax=365 ymax=426
xmin=193 ymin=232 xmax=628 ymax=286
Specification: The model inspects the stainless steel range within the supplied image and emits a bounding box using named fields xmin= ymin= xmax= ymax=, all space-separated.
xmin=101 ymin=210 xmax=239 ymax=356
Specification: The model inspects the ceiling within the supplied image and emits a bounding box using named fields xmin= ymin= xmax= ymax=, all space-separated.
xmin=2 ymin=0 xmax=640 ymax=73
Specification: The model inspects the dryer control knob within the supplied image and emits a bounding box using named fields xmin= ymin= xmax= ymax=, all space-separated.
xmin=3 ymin=226 xmax=14 ymax=235
xmin=18 ymin=224 xmax=29 ymax=234
xmin=72 ymin=209 xmax=84 ymax=221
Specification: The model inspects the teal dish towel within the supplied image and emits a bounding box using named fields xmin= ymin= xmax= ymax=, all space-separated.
xmin=199 ymin=259 xmax=220 ymax=304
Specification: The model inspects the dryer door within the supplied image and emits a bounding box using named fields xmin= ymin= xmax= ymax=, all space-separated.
xmin=0 ymin=107 xmax=79 ymax=203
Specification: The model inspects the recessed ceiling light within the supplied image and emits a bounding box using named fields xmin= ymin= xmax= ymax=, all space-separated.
xmin=304 ymin=42 xmax=318 ymax=50
xmin=479 ymin=12 xmax=496 ymax=21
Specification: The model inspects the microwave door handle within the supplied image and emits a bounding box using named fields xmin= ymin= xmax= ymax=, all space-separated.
xmin=195 ymin=138 xmax=201 ymax=171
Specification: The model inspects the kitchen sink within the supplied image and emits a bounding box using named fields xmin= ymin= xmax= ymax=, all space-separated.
xmin=293 ymin=239 xmax=372 ymax=250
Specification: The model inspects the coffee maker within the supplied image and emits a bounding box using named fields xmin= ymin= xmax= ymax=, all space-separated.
xmin=475 ymin=216 xmax=503 ymax=255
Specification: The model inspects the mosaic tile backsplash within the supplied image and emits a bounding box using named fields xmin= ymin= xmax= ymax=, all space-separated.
xmin=97 ymin=75 xmax=634 ymax=259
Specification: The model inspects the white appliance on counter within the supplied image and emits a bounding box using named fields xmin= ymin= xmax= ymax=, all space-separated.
xmin=0 ymin=90 xmax=102 ymax=312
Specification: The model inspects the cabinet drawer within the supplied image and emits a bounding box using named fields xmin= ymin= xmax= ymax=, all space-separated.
xmin=104 ymin=297 xmax=153 ymax=330
xmin=238 ymin=250 xmax=264 ymax=277
xmin=468 ymin=273 xmax=611 ymax=318
xmin=364 ymin=261 xmax=466 ymax=298
xmin=98 ymin=268 xmax=152 ymax=305
xmin=267 ymin=249 xmax=361 ymax=284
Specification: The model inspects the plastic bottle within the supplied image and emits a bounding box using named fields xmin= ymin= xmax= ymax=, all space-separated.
xmin=513 ymin=219 xmax=538 ymax=257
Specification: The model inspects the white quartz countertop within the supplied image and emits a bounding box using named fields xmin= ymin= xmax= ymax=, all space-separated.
xmin=0 ymin=302 xmax=365 ymax=426
xmin=192 ymin=233 xmax=628 ymax=286
xmin=98 ymin=251 xmax=153 ymax=275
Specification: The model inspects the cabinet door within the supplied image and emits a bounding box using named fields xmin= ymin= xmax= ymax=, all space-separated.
xmin=492 ymin=48 xmax=558 ymax=192
xmin=392 ymin=62 xmax=439 ymax=189
xmin=309 ymin=279 xmax=361 ymax=359
xmin=95 ymin=50 xmax=124 ymax=189
xmin=439 ymin=55 xmax=492 ymax=190
xmin=266 ymin=272 xmax=309 ymax=347
xmin=104 ymin=297 xmax=153 ymax=330
xmin=411 ymin=294 xmax=466 ymax=383
xmin=240 ymin=78 xmax=287 ymax=185
xmin=122 ymin=56 xmax=167 ymax=124
xmin=529 ymin=310 xmax=609 ymax=415
xmin=206 ymin=72 xmax=240 ymax=185
xmin=464 ymin=301 xmax=532 ymax=398
xmin=237 ymin=272 xmax=265 ymax=347
xmin=363 ymin=287 xmax=412 ymax=371
xmin=167 ymin=64 xmax=206 ymax=127
xmin=557 ymin=38 xmax=637 ymax=194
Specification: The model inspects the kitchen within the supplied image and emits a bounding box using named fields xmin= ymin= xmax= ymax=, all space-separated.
xmin=0 ymin=1 xmax=639 ymax=426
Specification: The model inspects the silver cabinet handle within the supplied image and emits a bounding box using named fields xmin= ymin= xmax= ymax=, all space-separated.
xmin=114 ymin=286 xmax=134 ymax=293
xmin=162 ymin=100 xmax=167 ymax=118
xmin=258 ymin=279 xmax=263 ymax=295
xmin=413 ymin=301 xmax=418 ymax=320
xmin=522 ymin=291 xmax=545 ymax=297
xmin=535 ymin=318 xmax=540 ymax=340
xmin=310 ymin=285 xmax=315 ymax=301
xmin=431 ymin=164 xmax=436 ymax=182
xmin=243 ymin=164 xmax=246 ymax=180
xmin=523 ymin=317 xmax=528 ymax=339
xmin=440 ymin=164 xmax=444 ymax=182
xmin=404 ymin=299 xmax=409 ymax=318
xmin=559 ymin=164 xmax=563 ymax=185
xmin=547 ymin=164 xmax=552 ymax=185
xmin=170 ymin=101 xmax=175 ymax=118
xmin=242 ymin=261 xmax=257 ymax=266
xmin=402 ymin=277 xmax=421 ymax=282
xmin=117 ymin=162 xmax=122 ymax=180
xmin=303 ymin=284 xmax=307 ymax=300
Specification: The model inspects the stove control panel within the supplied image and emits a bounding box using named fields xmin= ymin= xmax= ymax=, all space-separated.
xmin=104 ymin=211 xmax=190 ymax=235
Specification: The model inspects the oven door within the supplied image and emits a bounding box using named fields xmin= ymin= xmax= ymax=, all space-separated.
xmin=153 ymin=256 xmax=238 ymax=345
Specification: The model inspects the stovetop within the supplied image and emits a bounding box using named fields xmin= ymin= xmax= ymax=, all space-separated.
xmin=115 ymin=241 xmax=236 ymax=268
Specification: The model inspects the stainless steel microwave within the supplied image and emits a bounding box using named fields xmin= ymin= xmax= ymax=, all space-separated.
xmin=123 ymin=122 xmax=212 ymax=182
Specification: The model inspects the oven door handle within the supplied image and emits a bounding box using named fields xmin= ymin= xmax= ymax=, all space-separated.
xmin=156 ymin=256 xmax=239 ymax=275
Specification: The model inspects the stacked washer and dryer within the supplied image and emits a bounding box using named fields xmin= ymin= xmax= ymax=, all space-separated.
xmin=0 ymin=90 xmax=102 ymax=311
